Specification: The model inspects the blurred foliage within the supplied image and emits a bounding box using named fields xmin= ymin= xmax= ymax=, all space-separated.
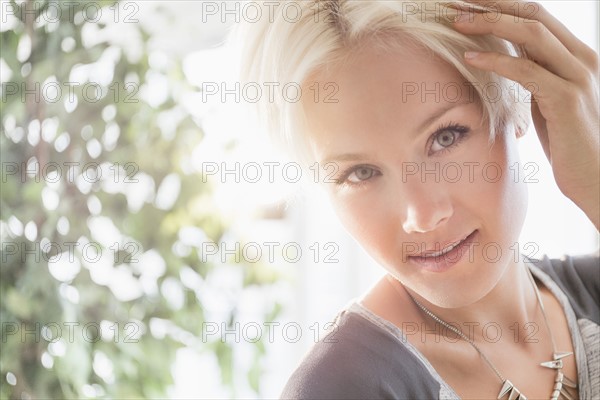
xmin=1 ymin=0 xmax=281 ymax=398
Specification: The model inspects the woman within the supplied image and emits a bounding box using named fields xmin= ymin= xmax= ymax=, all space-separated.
xmin=235 ymin=1 xmax=599 ymax=398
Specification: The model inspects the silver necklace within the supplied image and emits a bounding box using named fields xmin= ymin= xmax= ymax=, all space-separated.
xmin=403 ymin=265 xmax=577 ymax=400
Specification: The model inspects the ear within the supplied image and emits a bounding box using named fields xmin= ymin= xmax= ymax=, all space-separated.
xmin=515 ymin=126 xmax=526 ymax=139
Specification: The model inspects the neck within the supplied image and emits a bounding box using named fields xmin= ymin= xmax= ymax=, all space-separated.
xmin=396 ymin=257 xmax=542 ymax=347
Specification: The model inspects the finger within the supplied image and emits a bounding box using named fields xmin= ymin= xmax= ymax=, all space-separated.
xmin=458 ymin=1 xmax=597 ymax=66
xmin=463 ymin=51 xmax=571 ymax=118
xmin=530 ymin=103 xmax=551 ymax=162
xmin=453 ymin=11 xmax=588 ymax=82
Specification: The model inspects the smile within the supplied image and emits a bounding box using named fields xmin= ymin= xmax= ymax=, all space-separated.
xmin=407 ymin=230 xmax=479 ymax=273
xmin=415 ymin=231 xmax=476 ymax=257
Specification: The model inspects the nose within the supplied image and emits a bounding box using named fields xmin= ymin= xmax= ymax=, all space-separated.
xmin=401 ymin=179 xmax=454 ymax=234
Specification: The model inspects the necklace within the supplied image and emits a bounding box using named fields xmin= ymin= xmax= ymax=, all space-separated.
xmin=402 ymin=265 xmax=578 ymax=400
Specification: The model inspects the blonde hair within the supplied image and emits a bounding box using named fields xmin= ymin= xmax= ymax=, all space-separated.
xmin=233 ymin=0 xmax=531 ymax=165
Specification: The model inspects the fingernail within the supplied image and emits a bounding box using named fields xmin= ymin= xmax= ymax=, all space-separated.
xmin=453 ymin=13 xmax=471 ymax=23
xmin=464 ymin=51 xmax=480 ymax=60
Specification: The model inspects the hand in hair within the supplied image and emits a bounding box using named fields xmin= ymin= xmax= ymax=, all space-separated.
xmin=452 ymin=0 xmax=599 ymax=230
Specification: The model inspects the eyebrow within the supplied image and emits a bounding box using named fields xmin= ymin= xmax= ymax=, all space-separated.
xmin=417 ymin=101 xmax=470 ymax=134
xmin=321 ymin=101 xmax=470 ymax=164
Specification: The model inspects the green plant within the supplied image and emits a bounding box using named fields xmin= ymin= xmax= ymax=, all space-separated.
xmin=1 ymin=1 xmax=281 ymax=398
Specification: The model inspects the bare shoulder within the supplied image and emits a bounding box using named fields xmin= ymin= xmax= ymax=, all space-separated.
xmin=359 ymin=274 xmax=423 ymax=329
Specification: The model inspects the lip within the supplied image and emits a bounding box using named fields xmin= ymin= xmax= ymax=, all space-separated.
xmin=415 ymin=231 xmax=474 ymax=257
xmin=407 ymin=230 xmax=478 ymax=273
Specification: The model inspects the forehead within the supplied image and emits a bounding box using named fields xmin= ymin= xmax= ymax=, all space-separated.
xmin=301 ymin=44 xmax=475 ymax=154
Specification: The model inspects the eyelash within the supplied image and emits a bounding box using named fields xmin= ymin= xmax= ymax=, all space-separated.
xmin=333 ymin=122 xmax=471 ymax=188
xmin=428 ymin=121 xmax=470 ymax=157
xmin=333 ymin=164 xmax=380 ymax=187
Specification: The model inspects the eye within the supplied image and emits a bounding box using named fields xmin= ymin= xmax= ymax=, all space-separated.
xmin=429 ymin=123 xmax=470 ymax=156
xmin=349 ymin=166 xmax=376 ymax=183
xmin=334 ymin=165 xmax=380 ymax=187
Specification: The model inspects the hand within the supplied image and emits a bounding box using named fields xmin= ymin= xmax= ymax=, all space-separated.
xmin=452 ymin=1 xmax=599 ymax=229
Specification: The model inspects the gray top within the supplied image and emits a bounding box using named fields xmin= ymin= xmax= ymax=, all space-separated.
xmin=280 ymin=253 xmax=600 ymax=399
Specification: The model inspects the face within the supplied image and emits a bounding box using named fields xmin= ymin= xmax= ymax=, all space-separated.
xmin=302 ymin=43 xmax=528 ymax=308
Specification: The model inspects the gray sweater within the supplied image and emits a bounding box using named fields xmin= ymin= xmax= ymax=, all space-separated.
xmin=280 ymin=253 xmax=600 ymax=399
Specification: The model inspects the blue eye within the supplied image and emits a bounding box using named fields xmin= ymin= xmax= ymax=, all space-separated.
xmin=429 ymin=123 xmax=470 ymax=155
xmin=334 ymin=165 xmax=380 ymax=187
xmin=348 ymin=166 xmax=377 ymax=183
xmin=333 ymin=123 xmax=470 ymax=188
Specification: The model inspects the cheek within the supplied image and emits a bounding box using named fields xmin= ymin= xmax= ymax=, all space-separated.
xmin=330 ymin=195 xmax=375 ymax=234
xmin=329 ymin=193 xmax=398 ymax=253
xmin=466 ymin=133 xmax=528 ymax=239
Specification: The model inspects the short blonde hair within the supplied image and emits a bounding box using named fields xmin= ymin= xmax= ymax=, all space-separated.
xmin=234 ymin=0 xmax=531 ymax=165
